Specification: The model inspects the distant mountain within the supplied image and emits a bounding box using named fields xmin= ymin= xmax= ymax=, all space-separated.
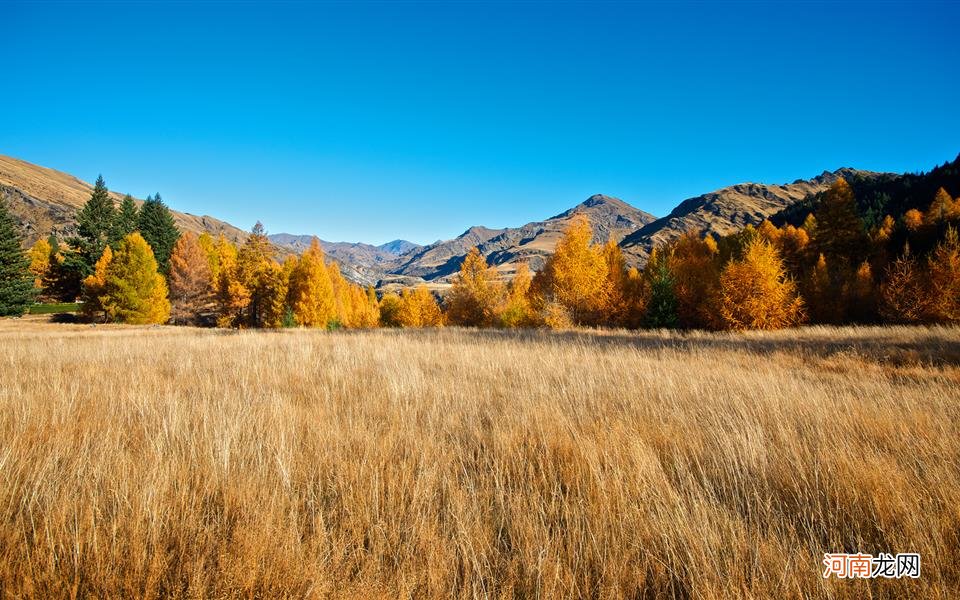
xmin=0 ymin=154 xmax=250 ymax=246
xmin=377 ymin=239 xmax=421 ymax=256
xmin=619 ymin=168 xmax=885 ymax=264
xmin=267 ymin=233 xmax=406 ymax=286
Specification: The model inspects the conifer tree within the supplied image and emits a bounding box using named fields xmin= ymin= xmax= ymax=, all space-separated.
xmin=446 ymin=247 xmax=504 ymax=327
xmin=926 ymin=227 xmax=960 ymax=323
xmin=925 ymin=188 xmax=957 ymax=226
xmin=716 ymin=238 xmax=804 ymax=330
xmin=168 ymin=232 xmax=213 ymax=324
xmin=668 ymin=233 xmax=719 ymax=329
xmin=67 ymin=175 xmax=116 ymax=277
xmin=0 ymin=199 xmax=36 ymax=316
xmin=288 ymin=237 xmax=335 ymax=328
xmin=813 ymin=178 xmax=867 ymax=262
xmin=803 ymin=253 xmax=835 ymax=323
xmin=642 ymin=248 xmax=678 ymax=329
xmin=97 ymin=233 xmax=170 ymax=324
xmin=111 ymin=195 xmax=140 ymax=245
xmin=137 ymin=194 xmax=180 ymax=274
xmin=880 ymin=245 xmax=930 ymax=324
xmin=600 ymin=240 xmax=630 ymax=327
xmin=259 ymin=261 xmax=290 ymax=328
xmin=215 ymin=237 xmax=247 ymax=328
xmin=851 ymin=260 xmax=878 ymax=323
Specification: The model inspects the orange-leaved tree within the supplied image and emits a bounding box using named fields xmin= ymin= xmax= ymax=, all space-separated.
xmin=880 ymin=245 xmax=930 ymax=324
xmin=81 ymin=245 xmax=113 ymax=320
xmin=168 ymin=231 xmax=213 ymax=325
xmin=399 ymin=285 xmax=443 ymax=327
xmin=716 ymin=238 xmax=804 ymax=330
xmin=926 ymin=226 xmax=960 ymax=323
xmin=288 ymin=237 xmax=335 ymax=328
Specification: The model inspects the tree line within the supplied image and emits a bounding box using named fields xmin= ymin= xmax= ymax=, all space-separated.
xmin=2 ymin=175 xmax=959 ymax=329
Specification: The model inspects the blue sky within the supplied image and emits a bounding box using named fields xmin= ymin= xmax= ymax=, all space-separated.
xmin=3 ymin=1 xmax=958 ymax=245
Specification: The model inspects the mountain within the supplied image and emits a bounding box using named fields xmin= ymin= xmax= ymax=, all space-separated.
xmin=390 ymin=194 xmax=656 ymax=281
xmin=377 ymin=239 xmax=421 ymax=256
xmin=267 ymin=233 xmax=409 ymax=286
xmin=619 ymin=168 xmax=884 ymax=264
xmin=0 ymin=154 xmax=251 ymax=246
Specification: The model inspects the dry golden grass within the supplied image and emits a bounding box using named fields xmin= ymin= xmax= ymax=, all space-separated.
xmin=1 ymin=321 xmax=958 ymax=599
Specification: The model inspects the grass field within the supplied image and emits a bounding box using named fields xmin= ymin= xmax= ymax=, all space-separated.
xmin=1 ymin=321 xmax=958 ymax=598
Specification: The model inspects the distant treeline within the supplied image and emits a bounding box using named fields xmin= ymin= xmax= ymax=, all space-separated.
xmin=2 ymin=156 xmax=959 ymax=330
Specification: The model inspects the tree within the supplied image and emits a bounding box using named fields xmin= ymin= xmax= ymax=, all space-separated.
xmin=903 ymin=209 xmax=924 ymax=233
xmin=926 ymin=227 xmax=960 ymax=323
xmin=668 ymin=233 xmax=719 ymax=329
xmin=498 ymin=263 xmax=535 ymax=328
xmin=925 ymin=187 xmax=957 ymax=226
xmin=530 ymin=215 xmax=609 ymax=326
xmin=378 ymin=292 xmax=404 ymax=327
xmin=399 ymin=286 xmax=443 ymax=327
xmin=288 ymin=237 xmax=335 ymax=328
xmin=138 ymin=194 xmax=180 ymax=274
xmin=68 ymin=175 xmax=116 ymax=277
xmin=259 ymin=261 xmax=290 ymax=328
xmin=880 ymin=246 xmax=930 ymax=324
xmin=813 ymin=178 xmax=867 ymax=262
xmin=851 ymin=260 xmax=878 ymax=323
xmin=168 ymin=232 xmax=214 ymax=324
xmin=111 ymin=195 xmax=140 ymax=245
xmin=81 ymin=245 xmax=112 ymax=320
xmin=716 ymin=238 xmax=804 ymax=330
xmin=642 ymin=248 xmax=678 ymax=329
xmin=803 ymin=253 xmax=835 ymax=323
xmin=27 ymin=238 xmax=52 ymax=289
xmin=0 ymin=199 xmax=36 ymax=316
xmin=446 ymin=247 xmax=504 ymax=327
xmin=97 ymin=233 xmax=170 ymax=324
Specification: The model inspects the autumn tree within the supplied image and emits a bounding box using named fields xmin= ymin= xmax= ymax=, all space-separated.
xmin=530 ymin=215 xmax=609 ymax=326
xmin=81 ymin=245 xmax=113 ymax=320
xmin=880 ymin=245 xmax=930 ymax=324
xmin=258 ymin=261 xmax=290 ymax=328
xmin=138 ymin=194 xmax=180 ymax=274
xmin=924 ymin=187 xmax=958 ymax=226
xmin=168 ymin=232 xmax=214 ymax=324
xmin=668 ymin=232 xmax=719 ymax=329
xmin=97 ymin=233 xmax=170 ymax=324
xmin=814 ymin=178 xmax=867 ymax=262
xmin=926 ymin=227 xmax=960 ymax=323
xmin=27 ymin=238 xmax=52 ymax=289
xmin=716 ymin=238 xmax=804 ymax=330
xmin=378 ymin=292 xmax=404 ymax=327
xmin=498 ymin=262 xmax=535 ymax=328
xmin=903 ymin=209 xmax=924 ymax=233
xmin=0 ymin=199 xmax=35 ymax=316
xmin=850 ymin=260 xmax=878 ymax=323
xmin=446 ymin=247 xmax=505 ymax=327
xmin=399 ymin=285 xmax=443 ymax=327
xmin=288 ymin=237 xmax=335 ymax=328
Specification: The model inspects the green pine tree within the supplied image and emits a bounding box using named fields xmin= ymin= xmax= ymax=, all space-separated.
xmin=0 ymin=199 xmax=36 ymax=316
xmin=111 ymin=194 xmax=140 ymax=246
xmin=68 ymin=175 xmax=116 ymax=276
xmin=138 ymin=193 xmax=180 ymax=274
xmin=643 ymin=250 xmax=678 ymax=328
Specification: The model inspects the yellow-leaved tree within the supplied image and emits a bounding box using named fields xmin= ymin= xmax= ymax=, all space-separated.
xmin=880 ymin=245 xmax=930 ymax=324
xmin=81 ymin=245 xmax=113 ymax=320
xmin=926 ymin=227 xmax=960 ymax=323
xmin=168 ymin=231 xmax=213 ymax=325
xmin=668 ymin=232 xmax=719 ymax=329
xmin=530 ymin=215 xmax=609 ymax=327
xmin=97 ymin=233 xmax=170 ymax=324
xmin=378 ymin=292 xmax=403 ymax=327
xmin=27 ymin=238 xmax=52 ymax=289
xmin=498 ymin=262 xmax=535 ymax=328
xmin=716 ymin=238 xmax=804 ymax=330
xmin=445 ymin=246 xmax=504 ymax=327
xmin=399 ymin=285 xmax=443 ymax=327
xmin=288 ymin=237 xmax=335 ymax=328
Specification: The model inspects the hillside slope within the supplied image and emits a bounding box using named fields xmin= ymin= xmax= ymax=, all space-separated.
xmin=619 ymin=168 xmax=883 ymax=264
xmin=0 ymin=155 xmax=250 ymax=245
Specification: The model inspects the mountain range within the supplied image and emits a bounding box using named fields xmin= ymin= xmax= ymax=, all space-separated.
xmin=2 ymin=153 xmax=886 ymax=288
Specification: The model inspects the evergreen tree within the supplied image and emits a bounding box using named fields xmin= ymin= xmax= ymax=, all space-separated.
xmin=138 ymin=194 xmax=180 ymax=273
xmin=642 ymin=248 xmax=678 ymax=329
xmin=0 ymin=199 xmax=36 ymax=316
xmin=111 ymin=194 xmax=140 ymax=245
xmin=68 ymin=175 xmax=116 ymax=277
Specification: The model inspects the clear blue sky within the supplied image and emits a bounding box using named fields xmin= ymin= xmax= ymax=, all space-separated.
xmin=3 ymin=1 xmax=958 ymax=245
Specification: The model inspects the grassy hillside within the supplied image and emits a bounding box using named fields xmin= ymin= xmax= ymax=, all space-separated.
xmin=1 ymin=323 xmax=957 ymax=598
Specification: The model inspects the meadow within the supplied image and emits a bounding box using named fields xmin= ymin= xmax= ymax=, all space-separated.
xmin=0 ymin=321 xmax=958 ymax=598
